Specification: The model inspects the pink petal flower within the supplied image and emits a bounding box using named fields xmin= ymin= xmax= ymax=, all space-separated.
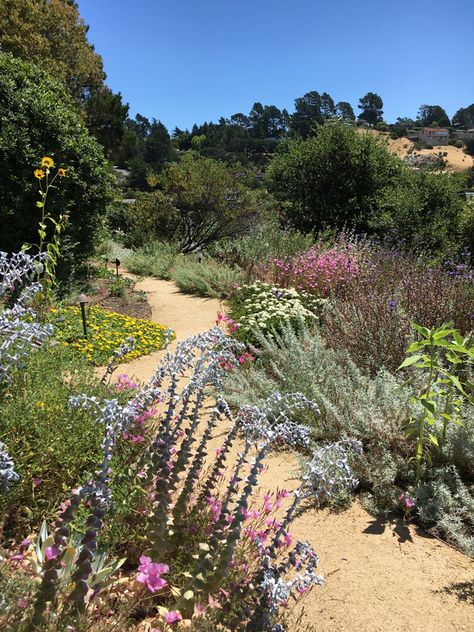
xmin=163 ymin=610 xmax=182 ymax=624
xmin=45 ymin=545 xmax=60 ymax=561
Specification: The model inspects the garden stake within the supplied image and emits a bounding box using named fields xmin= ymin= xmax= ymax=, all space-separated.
xmin=76 ymin=293 xmax=89 ymax=338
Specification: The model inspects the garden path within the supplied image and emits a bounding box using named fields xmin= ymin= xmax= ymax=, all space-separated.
xmin=118 ymin=274 xmax=474 ymax=632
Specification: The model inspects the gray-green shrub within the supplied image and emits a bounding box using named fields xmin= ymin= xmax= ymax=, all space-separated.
xmin=124 ymin=241 xmax=179 ymax=280
xmin=172 ymin=257 xmax=244 ymax=298
xmin=222 ymin=322 xmax=474 ymax=553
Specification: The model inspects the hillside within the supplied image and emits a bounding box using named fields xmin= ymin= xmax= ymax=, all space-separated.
xmin=387 ymin=135 xmax=474 ymax=172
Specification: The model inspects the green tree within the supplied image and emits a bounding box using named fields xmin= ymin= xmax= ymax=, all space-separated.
xmin=290 ymin=91 xmax=323 ymax=137
xmin=269 ymin=123 xmax=401 ymax=232
xmin=84 ymin=87 xmax=129 ymax=161
xmin=0 ymin=53 xmax=114 ymax=271
xmin=373 ymin=169 xmax=464 ymax=254
xmin=452 ymin=104 xmax=474 ymax=129
xmin=0 ymin=0 xmax=105 ymax=100
xmin=133 ymin=153 xmax=272 ymax=252
xmin=417 ymin=104 xmax=451 ymax=127
xmin=335 ymin=101 xmax=355 ymax=121
xmin=357 ymin=92 xmax=384 ymax=126
xmin=320 ymin=92 xmax=336 ymax=118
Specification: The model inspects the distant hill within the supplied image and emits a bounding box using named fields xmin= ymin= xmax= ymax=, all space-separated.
xmin=385 ymin=134 xmax=473 ymax=173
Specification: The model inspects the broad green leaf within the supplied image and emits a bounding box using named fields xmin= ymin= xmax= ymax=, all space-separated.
xmin=398 ymin=355 xmax=422 ymax=370
xmin=420 ymin=399 xmax=436 ymax=414
xmin=411 ymin=323 xmax=430 ymax=338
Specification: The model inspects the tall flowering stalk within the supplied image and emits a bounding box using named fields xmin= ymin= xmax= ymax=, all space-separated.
xmin=28 ymin=157 xmax=68 ymax=303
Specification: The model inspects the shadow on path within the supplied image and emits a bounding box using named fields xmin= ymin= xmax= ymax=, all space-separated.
xmin=363 ymin=514 xmax=436 ymax=545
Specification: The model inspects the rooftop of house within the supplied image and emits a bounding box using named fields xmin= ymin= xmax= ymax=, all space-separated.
xmin=421 ymin=127 xmax=449 ymax=133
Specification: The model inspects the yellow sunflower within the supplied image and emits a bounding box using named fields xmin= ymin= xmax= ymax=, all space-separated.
xmin=41 ymin=156 xmax=54 ymax=168
xmin=34 ymin=169 xmax=45 ymax=180
xmin=58 ymin=168 xmax=67 ymax=177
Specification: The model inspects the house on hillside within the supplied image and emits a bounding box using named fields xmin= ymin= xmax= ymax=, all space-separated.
xmin=419 ymin=127 xmax=449 ymax=145
xmin=452 ymin=129 xmax=474 ymax=141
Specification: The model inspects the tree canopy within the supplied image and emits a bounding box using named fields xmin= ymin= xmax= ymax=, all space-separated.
xmin=0 ymin=0 xmax=105 ymax=100
xmin=417 ymin=104 xmax=451 ymax=127
xmin=452 ymin=104 xmax=474 ymax=129
xmin=268 ymin=123 xmax=401 ymax=232
xmin=357 ymin=92 xmax=384 ymax=126
xmin=131 ymin=153 xmax=273 ymax=252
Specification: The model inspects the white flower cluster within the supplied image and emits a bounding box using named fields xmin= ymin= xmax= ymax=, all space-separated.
xmin=234 ymin=281 xmax=325 ymax=336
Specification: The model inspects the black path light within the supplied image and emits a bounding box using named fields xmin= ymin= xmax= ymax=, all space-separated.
xmin=115 ymin=258 xmax=120 ymax=277
xmin=76 ymin=293 xmax=89 ymax=338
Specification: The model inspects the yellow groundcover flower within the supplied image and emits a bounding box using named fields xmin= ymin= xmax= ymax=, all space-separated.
xmin=34 ymin=169 xmax=45 ymax=180
xmin=41 ymin=156 xmax=54 ymax=168
xmin=58 ymin=168 xmax=67 ymax=177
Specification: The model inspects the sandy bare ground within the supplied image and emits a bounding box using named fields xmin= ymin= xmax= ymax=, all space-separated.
xmin=109 ymin=274 xmax=223 ymax=383
xmin=386 ymin=135 xmax=474 ymax=172
xmin=114 ymin=275 xmax=474 ymax=631
xmin=363 ymin=130 xmax=474 ymax=173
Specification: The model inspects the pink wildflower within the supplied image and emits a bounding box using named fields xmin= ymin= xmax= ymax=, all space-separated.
xmin=136 ymin=556 xmax=169 ymax=593
xmin=163 ymin=610 xmax=182 ymax=624
xmin=399 ymin=493 xmax=415 ymax=510
xmin=45 ymin=545 xmax=60 ymax=561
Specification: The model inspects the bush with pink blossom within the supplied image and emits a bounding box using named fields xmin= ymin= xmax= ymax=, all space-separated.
xmin=265 ymin=244 xmax=360 ymax=298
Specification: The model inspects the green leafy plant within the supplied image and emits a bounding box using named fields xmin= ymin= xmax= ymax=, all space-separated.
xmin=399 ymin=322 xmax=474 ymax=485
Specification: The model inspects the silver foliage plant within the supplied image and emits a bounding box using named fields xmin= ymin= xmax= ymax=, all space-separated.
xmin=0 ymin=251 xmax=52 ymax=493
xmin=0 ymin=251 xmax=52 ymax=384
xmin=22 ymin=326 xmax=361 ymax=629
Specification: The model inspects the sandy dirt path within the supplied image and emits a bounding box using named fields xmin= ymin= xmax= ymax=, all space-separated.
xmin=117 ymin=275 xmax=474 ymax=631
xmin=111 ymin=274 xmax=223 ymax=382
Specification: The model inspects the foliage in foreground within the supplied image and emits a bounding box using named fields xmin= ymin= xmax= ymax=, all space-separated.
xmin=50 ymin=304 xmax=174 ymax=365
xmin=0 ymin=329 xmax=360 ymax=631
xmin=1 ymin=252 xmax=361 ymax=630
xmin=222 ymin=322 xmax=474 ymax=555
xmin=0 ymin=346 xmax=114 ymax=540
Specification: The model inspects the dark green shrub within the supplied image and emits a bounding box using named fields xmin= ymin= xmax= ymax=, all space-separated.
xmin=465 ymin=138 xmax=474 ymax=156
xmin=372 ymin=169 xmax=464 ymax=255
xmin=268 ymin=123 xmax=403 ymax=233
xmin=0 ymin=53 xmax=114 ymax=274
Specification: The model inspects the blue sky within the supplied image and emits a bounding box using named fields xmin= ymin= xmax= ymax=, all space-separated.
xmin=78 ymin=0 xmax=474 ymax=131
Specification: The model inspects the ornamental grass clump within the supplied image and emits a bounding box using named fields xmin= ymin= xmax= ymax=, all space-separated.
xmin=1 ymin=297 xmax=360 ymax=629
